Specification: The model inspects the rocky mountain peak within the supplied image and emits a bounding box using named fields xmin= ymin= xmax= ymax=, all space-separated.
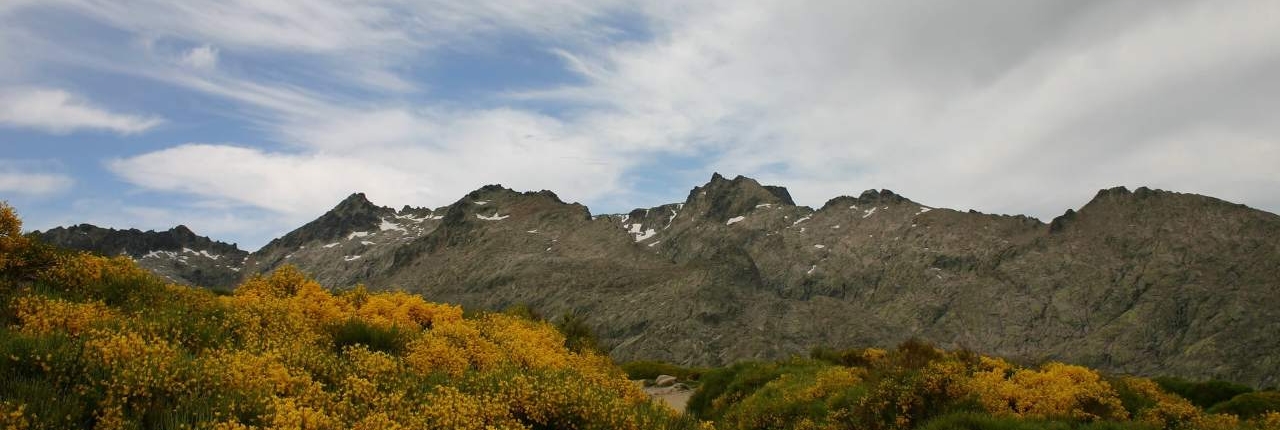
xmin=257 ymin=193 xmax=395 ymax=254
xmin=331 ymin=192 xmax=384 ymax=216
xmin=819 ymin=189 xmax=914 ymax=211
xmin=856 ymin=189 xmax=909 ymax=204
xmin=684 ymin=173 xmax=795 ymax=222
xmin=462 ymin=184 xmax=570 ymax=207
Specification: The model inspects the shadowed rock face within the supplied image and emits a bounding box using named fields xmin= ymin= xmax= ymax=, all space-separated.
xmin=32 ymin=175 xmax=1280 ymax=387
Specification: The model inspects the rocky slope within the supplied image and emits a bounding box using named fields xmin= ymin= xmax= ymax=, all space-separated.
xmin=30 ymin=174 xmax=1280 ymax=387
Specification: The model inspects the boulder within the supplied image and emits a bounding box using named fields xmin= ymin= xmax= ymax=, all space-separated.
xmin=654 ymin=375 xmax=677 ymax=387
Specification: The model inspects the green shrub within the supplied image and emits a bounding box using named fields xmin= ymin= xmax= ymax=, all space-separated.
xmin=502 ymin=302 xmax=543 ymax=321
xmin=554 ymin=310 xmax=600 ymax=354
xmin=1112 ymin=377 xmax=1159 ymax=418
xmin=917 ymin=412 xmax=1157 ymax=430
xmin=329 ymin=318 xmax=410 ymax=354
xmin=1154 ymin=376 xmax=1254 ymax=410
xmin=1207 ymin=391 xmax=1280 ymax=419
xmin=688 ymin=361 xmax=805 ymax=420
xmin=894 ymin=338 xmax=945 ymax=370
xmin=717 ymin=365 xmax=867 ymax=430
xmin=918 ymin=412 xmax=1065 ymax=430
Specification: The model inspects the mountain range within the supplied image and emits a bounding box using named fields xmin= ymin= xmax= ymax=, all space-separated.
xmin=31 ymin=173 xmax=1280 ymax=387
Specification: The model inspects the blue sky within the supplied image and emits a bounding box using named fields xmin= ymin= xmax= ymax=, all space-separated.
xmin=2 ymin=0 xmax=1279 ymax=250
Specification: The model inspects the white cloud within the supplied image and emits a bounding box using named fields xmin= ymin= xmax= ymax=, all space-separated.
xmin=107 ymin=144 xmax=429 ymax=218
xmin=0 ymin=161 xmax=73 ymax=195
xmin=0 ymin=87 xmax=162 ymax=134
xmin=179 ymin=44 xmax=218 ymax=70
xmin=106 ymin=105 xmax=629 ymax=219
xmin=10 ymin=0 xmax=1280 ymax=247
xmin=525 ymin=0 xmax=1280 ymax=218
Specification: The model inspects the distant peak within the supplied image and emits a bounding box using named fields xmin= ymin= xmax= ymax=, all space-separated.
xmin=170 ymin=225 xmax=196 ymax=237
xmin=684 ymin=173 xmax=795 ymax=221
xmin=1087 ymin=186 xmax=1172 ymax=207
xmin=1093 ymin=186 xmax=1131 ymax=200
xmin=332 ymin=192 xmax=380 ymax=212
xmin=857 ymin=189 xmax=908 ymax=204
xmin=820 ymin=189 xmax=912 ymax=211
xmin=343 ymin=192 xmax=369 ymax=201
xmin=463 ymin=184 xmax=512 ymax=200
xmin=461 ymin=185 xmax=569 ymax=206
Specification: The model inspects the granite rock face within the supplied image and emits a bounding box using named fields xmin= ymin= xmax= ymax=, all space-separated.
xmin=32 ymin=175 xmax=1280 ymax=387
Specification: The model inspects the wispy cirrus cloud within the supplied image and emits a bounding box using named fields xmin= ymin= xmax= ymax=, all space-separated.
xmin=0 ymin=87 xmax=162 ymax=135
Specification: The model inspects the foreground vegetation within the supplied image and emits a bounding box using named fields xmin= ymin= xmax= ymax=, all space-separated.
xmin=0 ymin=204 xmax=701 ymax=429
xmin=3 ymin=202 xmax=1278 ymax=430
xmin=684 ymin=342 xmax=1280 ymax=430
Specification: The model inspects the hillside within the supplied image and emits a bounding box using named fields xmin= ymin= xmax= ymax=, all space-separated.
xmin=31 ymin=174 xmax=1280 ymax=387
xmin=0 ymin=204 xmax=697 ymax=429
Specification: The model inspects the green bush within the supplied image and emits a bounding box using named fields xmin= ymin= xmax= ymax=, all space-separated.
xmin=502 ymin=302 xmax=543 ymax=321
xmin=1207 ymin=391 xmax=1280 ymax=419
xmin=717 ymin=365 xmax=867 ymax=430
xmin=894 ymin=338 xmax=944 ymax=370
xmin=687 ymin=360 xmax=809 ymax=420
xmin=917 ymin=412 xmax=1157 ymax=430
xmin=329 ymin=318 xmax=410 ymax=354
xmin=1154 ymin=376 xmax=1254 ymax=410
xmin=1112 ymin=377 xmax=1159 ymax=418
xmin=918 ymin=412 xmax=1065 ymax=430
xmin=554 ymin=310 xmax=601 ymax=354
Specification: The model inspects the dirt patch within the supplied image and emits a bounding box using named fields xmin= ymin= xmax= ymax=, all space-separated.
xmin=644 ymin=386 xmax=694 ymax=413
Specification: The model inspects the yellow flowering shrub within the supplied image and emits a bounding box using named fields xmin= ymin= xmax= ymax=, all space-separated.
xmin=800 ymin=367 xmax=864 ymax=401
xmin=862 ymin=348 xmax=888 ymax=366
xmin=0 ymin=401 xmax=28 ymax=430
xmin=11 ymin=295 xmax=117 ymax=335
xmin=479 ymin=313 xmax=572 ymax=370
xmin=354 ymin=291 xmax=462 ymax=331
xmin=969 ymin=362 xmax=1128 ymax=421
xmin=1118 ymin=377 xmax=1247 ymax=430
xmin=0 ymin=202 xmax=35 ymax=279
xmin=81 ymin=329 xmax=182 ymax=397
xmin=1254 ymin=411 xmax=1280 ymax=430
xmin=0 ymin=205 xmax=698 ymax=430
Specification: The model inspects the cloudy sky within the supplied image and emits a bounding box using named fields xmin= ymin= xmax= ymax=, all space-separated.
xmin=2 ymin=0 xmax=1278 ymax=250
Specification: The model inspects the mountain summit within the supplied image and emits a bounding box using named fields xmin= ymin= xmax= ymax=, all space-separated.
xmin=31 ymin=175 xmax=1280 ymax=387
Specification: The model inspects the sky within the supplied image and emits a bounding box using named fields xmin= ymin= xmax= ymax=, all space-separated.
xmin=1 ymin=0 xmax=1278 ymax=250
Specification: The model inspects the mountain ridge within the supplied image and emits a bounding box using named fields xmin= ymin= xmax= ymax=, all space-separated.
xmin=28 ymin=174 xmax=1280 ymax=387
